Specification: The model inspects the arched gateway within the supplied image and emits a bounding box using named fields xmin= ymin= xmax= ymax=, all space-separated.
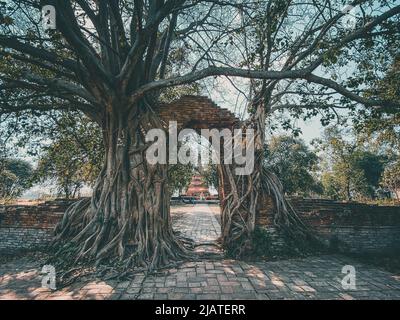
xmin=155 ymin=95 xmax=275 ymax=252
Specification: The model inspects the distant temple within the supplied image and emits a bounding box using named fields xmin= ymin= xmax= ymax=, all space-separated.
xmin=184 ymin=175 xmax=210 ymax=200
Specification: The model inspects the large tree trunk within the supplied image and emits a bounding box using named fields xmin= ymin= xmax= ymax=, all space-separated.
xmin=217 ymin=106 xmax=265 ymax=256
xmin=218 ymin=105 xmax=319 ymax=257
xmin=53 ymin=103 xmax=189 ymax=270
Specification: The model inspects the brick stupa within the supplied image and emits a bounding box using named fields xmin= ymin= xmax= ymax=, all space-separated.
xmin=185 ymin=175 xmax=210 ymax=199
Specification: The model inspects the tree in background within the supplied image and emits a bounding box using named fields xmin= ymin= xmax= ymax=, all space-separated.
xmin=32 ymin=114 xmax=103 ymax=199
xmin=354 ymin=55 xmax=400 ymax=201
xmin=168 ymin=163 xmax=194 ymax=196
xmin=264 ymin=135 xmax=321 ymax=196
xmin=354 ymin=54 xmax=400 ymax=150
xmin=381 ymin=161 xmax=400 ymax=201
xmin=0 ymin=158 xmax=33 ymax=202
xmin=320 ymin=172 xmax=342 ymax=200
xmin=316 ymin=127 xmax=386 ymax=201
xmin=203 ymin=164 xmax=219 ymax=191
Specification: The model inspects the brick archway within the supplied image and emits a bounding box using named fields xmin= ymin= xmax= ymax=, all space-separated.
xmin=156 ymin=95 xmax=240 ymax=130
xmin=156 ymin=95 xmax=240 ymax=221
xmin=156 ymin=95 xmax=275 ymax=239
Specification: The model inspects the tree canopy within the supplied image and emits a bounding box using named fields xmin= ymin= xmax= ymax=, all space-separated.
xmin=1 ymin=0 xmax=399 ymax=120
xmin=32 ymin=113 xmax=103 ymax=198
xmin=264 ymin=135 xmax=321 ymax=196
xmin=316 ymin=127 xmax=386 ymax=200
xmin=0 ymin=157 xmax=33 ymax=201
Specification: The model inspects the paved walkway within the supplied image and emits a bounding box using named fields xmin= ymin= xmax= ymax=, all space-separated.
xmin=1 ymin=204 xmax=400 ymax=300
xmin=173 ymin=204 xmax=222 ymax=255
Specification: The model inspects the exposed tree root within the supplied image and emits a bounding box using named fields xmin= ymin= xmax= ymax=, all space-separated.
xmin=47 ymin=105 xmax=194 ymax=285
xmin=262 ymin=168 xmax=323 ymax=253
xmin=219 ymin=153 xmax=322 ymax=258
xmin=47 ymin=99 xmax=322 ymax=286
xmin=218 ymin=104 xmax=323 ymax=258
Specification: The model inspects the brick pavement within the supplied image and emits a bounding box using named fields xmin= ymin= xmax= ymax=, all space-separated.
xmin=0 ymin=204 xmax=399 ymax=300
xmin=173 ymin=204 xmax=220 ymax=244
xmin=173 ymin=204 xmax=222 ymax=255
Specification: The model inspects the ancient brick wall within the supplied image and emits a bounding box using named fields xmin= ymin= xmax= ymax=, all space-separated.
xmin=258 ymin=197 xmax=400 ymax=254
xmin=0 ymin=199 xmax=75 ymax=252
xmin=1 ymin=197 xmax=400 ymax=254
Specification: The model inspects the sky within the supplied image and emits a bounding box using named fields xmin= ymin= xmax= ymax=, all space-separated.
xmin=207 ymin=76 xmax=326 ymax=145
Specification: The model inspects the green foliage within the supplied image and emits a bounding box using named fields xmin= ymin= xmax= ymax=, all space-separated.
xmin=32 ymin=114 xmax=103 ymax=199
xmin=354 ymin=56 xmax=400 ymax=202
xmin=264 ymin=135 xmax=322 ymax=195
xmin=316 ymin=127 xmax=386 ymax=201
xmin=381 ymin=160 xmax=400 ymax=200
xmin=202 ymin=164 xmax=219 ymax=190
xmin=320 ymin=172 xmax=341 ymax=200
xmin=355 ymin=56 xmax=400 ymax=151
xmin=168 ymin=163 xmax=195 ymax=195
xmin=355 ymin=150 xmax=385 ymax=189
xmin=0 ymin=158 xmax=33 ymax=201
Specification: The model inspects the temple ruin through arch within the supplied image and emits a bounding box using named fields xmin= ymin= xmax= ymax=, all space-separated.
xmin=156 ymin=94 xmax=238 ymax=202
xmin=156 ymin=95 xmax=274 ymax=244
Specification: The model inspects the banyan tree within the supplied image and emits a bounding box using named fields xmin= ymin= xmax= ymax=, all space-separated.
xmin=0 ymin=0 xmax=399 ymax=269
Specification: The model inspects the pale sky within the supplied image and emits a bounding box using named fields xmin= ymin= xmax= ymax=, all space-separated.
xmin=206 ymin=76 xmax=327 ymax=145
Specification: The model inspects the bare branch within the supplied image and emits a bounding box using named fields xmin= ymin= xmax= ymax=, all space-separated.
xmin=305 ymin=74 xmax=400 ymax=110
